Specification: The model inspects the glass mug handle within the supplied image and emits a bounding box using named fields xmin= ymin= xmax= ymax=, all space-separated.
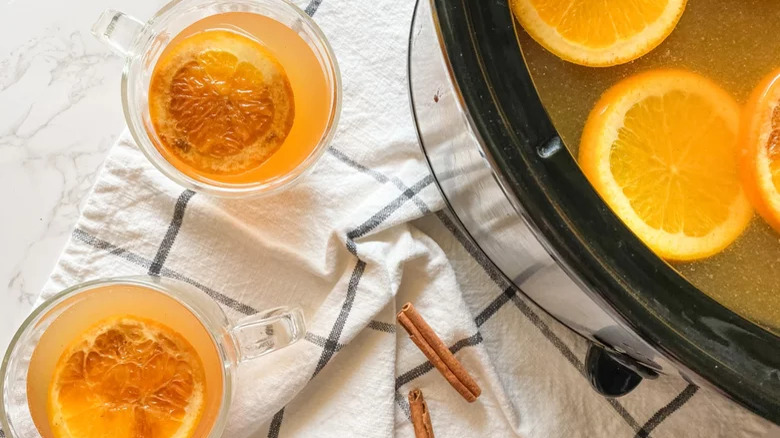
xmin=91 ymin=9 xmax=145 ymax=56
xmin=231 ymin=306 xmax=306 ymax=362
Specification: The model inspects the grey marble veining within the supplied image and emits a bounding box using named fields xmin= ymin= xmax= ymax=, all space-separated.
xmin=0 ymin=0 xmax=164 ymax=358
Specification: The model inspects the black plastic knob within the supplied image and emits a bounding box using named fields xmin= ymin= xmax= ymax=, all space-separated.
xmin=585 ymin=343 xmax=644 ymax=397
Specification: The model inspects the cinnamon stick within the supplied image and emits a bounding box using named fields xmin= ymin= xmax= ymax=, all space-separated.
xmin=408 ymin=389 xmax=434 ymax=438
xmin=397 ymin=303 xmax=481 ymax=402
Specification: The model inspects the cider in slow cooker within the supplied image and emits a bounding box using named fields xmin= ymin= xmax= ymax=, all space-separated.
xmin=511 ymin=0 xmax=780 ymax=333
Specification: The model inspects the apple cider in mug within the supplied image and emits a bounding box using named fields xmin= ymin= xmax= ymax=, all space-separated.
xmin=26 ymin=284 xmax=224 ymax=438
xmin=147 ymin=12 xmax=332 ymax=185
xmin=3 ymin=277 xmax=305 ymax=438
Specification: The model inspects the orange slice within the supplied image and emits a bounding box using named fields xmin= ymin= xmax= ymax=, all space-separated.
xmin=48 ymin=316 xmax=206 ymax=438
xmin=510 ymin=0 xmax=687 ymax=67
xmin=149 ymin=30 xmax=294 ymax=175
xmin=739 ymin=68 xmax=780 ymax=233
xmin=579 ymin=69 xmax=753 ymax=261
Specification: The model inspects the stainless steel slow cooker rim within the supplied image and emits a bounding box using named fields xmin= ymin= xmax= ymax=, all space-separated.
xmin=407 ymin=0 xmax=609 ymax=355
xmin=408 ymin=0 xmax=649 ymax=358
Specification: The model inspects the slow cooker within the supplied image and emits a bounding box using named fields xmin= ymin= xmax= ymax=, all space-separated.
xmin=408 ymin=0 xmax=780 ymax=423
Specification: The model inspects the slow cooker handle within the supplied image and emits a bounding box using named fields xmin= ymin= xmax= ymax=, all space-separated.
xmin=585 ymin=343 xmax=655 ymax=397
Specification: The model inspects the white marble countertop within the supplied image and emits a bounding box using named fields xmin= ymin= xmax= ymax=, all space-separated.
xmin=0 ymin=0 xmax=168 ymax=357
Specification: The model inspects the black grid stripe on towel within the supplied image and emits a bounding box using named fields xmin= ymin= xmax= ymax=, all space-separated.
xmin=66 ymin=144 xmax=699 ymax=438
xmin=263 ymin=0 xmax=324 ymax=429
xmin=327 ymin=147 xmax=700 ymax=435
xmin=65 ymin=159 xmax=436 ymax=436
xmin=635 ymin=385 xmax=698 ymax=438
xmin=148 ymin=189 xmax=195 ymax=276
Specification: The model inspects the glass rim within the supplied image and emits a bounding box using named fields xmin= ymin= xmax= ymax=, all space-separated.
xmin=121 ymin=0 xmax=342 ymax=198
xmin=0 ymin=276 xmax=234 ymax=438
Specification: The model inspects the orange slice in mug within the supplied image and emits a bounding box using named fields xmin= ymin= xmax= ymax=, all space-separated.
xmin=47 ymin=316 xmax=206 ymax=438
xmin=149 ymin=30 xmax=295 ymax=176
xmin=510 ymin=0 xmax=687 ymax=67
xmin=739 ymin=68 xmax=780 ymax=234
xmin=579 ymin=69 xmax=753 ymax=261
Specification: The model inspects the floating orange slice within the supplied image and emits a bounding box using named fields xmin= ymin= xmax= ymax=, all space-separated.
xmin=48 ymin=316 xmax=206 ymax=438
xmin=739 ymin=68 xmax=780 ymax=234
xmin=579 ymin=69 xmax=753 ymax=261
xmin=510 ymin=0 xmax=687 ymax=67
xmin=149 ymin=30 xmax=294 ymax=175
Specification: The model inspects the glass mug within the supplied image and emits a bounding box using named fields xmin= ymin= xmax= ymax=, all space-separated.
xmin=0 ymin=276 xmax=305 ymax=438
xmin=91 ymin=0 xmax=341 ymax=197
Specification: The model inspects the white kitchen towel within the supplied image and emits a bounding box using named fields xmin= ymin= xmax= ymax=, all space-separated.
xmin=24 ymin=0 xmax=778 ymax=437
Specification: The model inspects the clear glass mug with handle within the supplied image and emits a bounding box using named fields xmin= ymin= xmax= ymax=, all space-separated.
xmin=0 ymin=276 xmax=305 ymax=438
xmin=90 ymin=0 xmax=341 ymax=198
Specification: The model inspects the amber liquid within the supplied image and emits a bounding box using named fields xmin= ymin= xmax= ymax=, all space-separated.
xmin=147 ymin=12 xmax=332 ymax=184
xmin=27 ymin=284 xmax=224 ymax=438
xmin=516 ymin=0 xmax=780 ymax=332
